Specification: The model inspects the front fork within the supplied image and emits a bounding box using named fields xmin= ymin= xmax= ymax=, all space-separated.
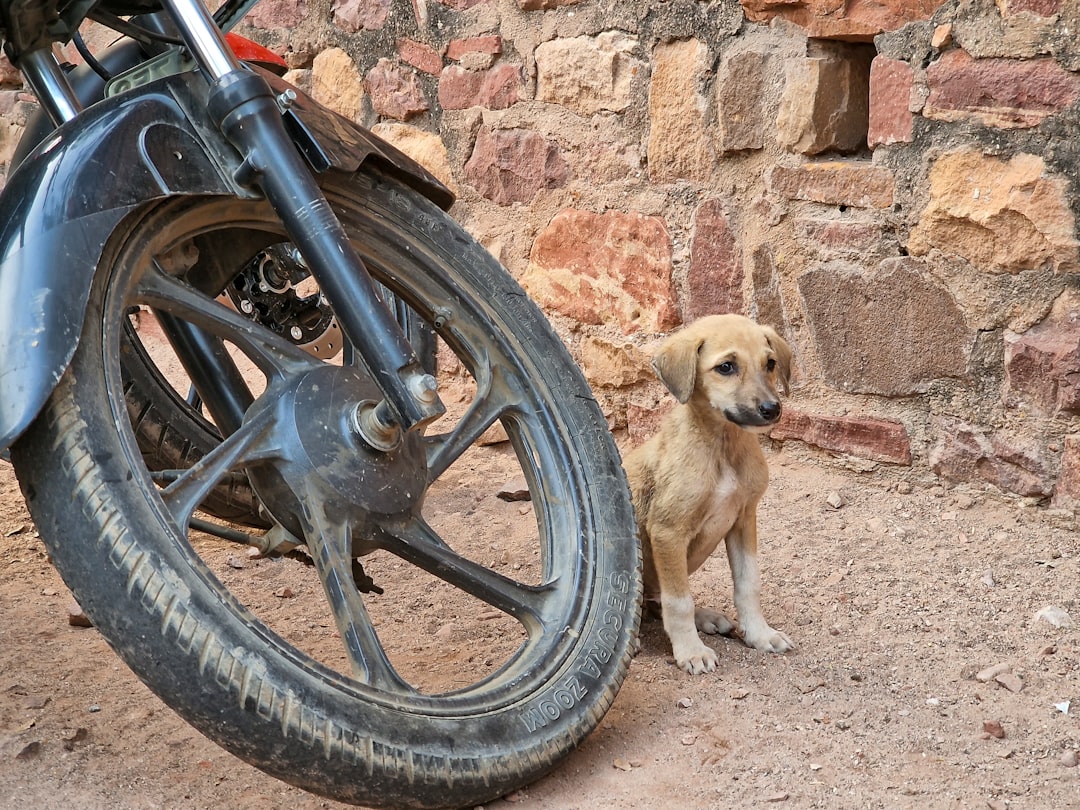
xmin=162 ymin=0 xmax=444 ymax=445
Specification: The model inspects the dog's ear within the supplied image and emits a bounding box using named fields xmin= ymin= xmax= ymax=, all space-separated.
xmin=652 ymin=331 xmax=703 ymax=403
xmin=762 ymin=326 xmax=793 ymax=396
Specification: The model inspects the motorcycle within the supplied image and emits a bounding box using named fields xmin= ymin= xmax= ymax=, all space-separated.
xmin=0 ymin=1 xmax=641 ymax=807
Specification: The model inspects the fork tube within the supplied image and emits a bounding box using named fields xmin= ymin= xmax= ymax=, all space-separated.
xmin=19 ymin=49 xmax=82 ymax=125
xmin=160 ymin=0 xmax=241 ymax=80
xmin=159 ymin=0 xmax=444 ymax=437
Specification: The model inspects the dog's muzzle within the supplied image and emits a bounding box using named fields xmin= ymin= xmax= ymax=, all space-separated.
xmin=724 ymin=400 xmax=782 ymax=428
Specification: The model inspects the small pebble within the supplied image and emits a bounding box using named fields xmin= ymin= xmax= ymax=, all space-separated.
xmin=825 ymin=491 xmax=844 ymax=509
xmin=975 ymin=663 xmax=1010 ymax=683
xmin=88 ymin=704 xmax=101 ymax=713
xmin=676 ymin=697 xmax=693 ymax=709
xmin=983 ymin=720 xmax=1005 ymax=739
xmin=1061 ymin=750 xmax=1078 ymax=768
xmin=67 ymin=601 xmax=93 ymax=628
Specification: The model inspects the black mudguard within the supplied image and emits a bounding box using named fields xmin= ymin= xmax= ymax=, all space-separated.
xmin=0 ymin=68 xmax=453 ymax=452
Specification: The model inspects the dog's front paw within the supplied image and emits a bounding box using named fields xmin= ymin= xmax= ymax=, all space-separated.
xmin=673 ymin=640 xmax=719 ymax=675
xmin=743 ymin=625 xmax=794 ymax=654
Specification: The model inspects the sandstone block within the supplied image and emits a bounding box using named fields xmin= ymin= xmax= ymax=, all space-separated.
xmin=398 ymin=39 xmax=443 ymax=75
xmin=1004 ymin=293 xmax=1080 ymax=416
xmin=331 ymin=0 xmax=390 ymax=31
xmin=438 ymin=63 xmax=522 ymax=110
xmin=776 ymin=52 xmax=870 ymax=155
xmin=739 ymin=0 xmax=941 ymax=40
xmin=535 ymin=32 xmax=640 ymax=115
xmin=750 ymin=245 xmax=787 ymax=333
xmin=463 ymin=127 xmax=569 ymax=205
xmin=1051 ymin=434 xmax=1080 ymax=509
xmin=311 ymin=47 xmax=364 ymax=122
xmin=717 ymin=51 xmax=765 ymax=153
xmin=798 ymin=258 xmax=973 ymax=395
xmin=796 ymin=218 xmax=883 ymax=260
xmin=771 ymin=409 xmax=912 ymax=465
xmin=648 ymin=39 xmax=714 ymax=182
xmin=908 ymin=149 xmax=1079 ymax=274
xmin=768 ymin=161 xmax=894 ymax=209
xmin=366 ymin=59 xmax=429 ymax=120
xmin=246 ymin=0 xmax=307 ymax=29
xmin=370 ymin=122 xmax=458 ymax=191
xmin=521 ymin=209 xmax=680 ymax=334
xmin=929 ymin=417 xmax=1053 ymax=497
xmin=868 ymin=56 xmax=913 ymax=148
xmin=447 ymin=36 xmax=503 ymax=61
xmin=686 ymin=199 xmax=743 ymax=320
xmin=626 ymin=399 xmax=674 ymax=446
xmin=925 ymin=50 xmax=1080 ymax=128
xmin=519 ymin=0 xmax=584 ymax=8
xmin=580 ymin=337 xmax=652 ymax=389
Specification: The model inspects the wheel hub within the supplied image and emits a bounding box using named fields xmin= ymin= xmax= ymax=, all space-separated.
xmin=270 ymin=364 xmax=427 ymax=516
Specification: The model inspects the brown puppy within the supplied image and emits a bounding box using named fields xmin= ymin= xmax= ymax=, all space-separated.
xmin=625 ymin=314 xmax=793 ymax=675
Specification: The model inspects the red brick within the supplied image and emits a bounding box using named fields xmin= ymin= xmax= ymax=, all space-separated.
xmin=398 ymin=39 xmax=442 ymax=75
xmin=925 ymin=49 xmax=1080 ymax=128
xmin=868 ymin=56 xmax=913 ymax=148
xmin=447 ymin=36 xmax=503 ymax=61
xmin=770 ymin=409 xmax=912 ymax=465
xmin=438 ymin=64 xmax=522 ymax=110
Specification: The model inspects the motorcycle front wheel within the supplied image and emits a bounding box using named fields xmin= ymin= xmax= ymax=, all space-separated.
xmin=12 ymin=168 xmax=641 ymax=809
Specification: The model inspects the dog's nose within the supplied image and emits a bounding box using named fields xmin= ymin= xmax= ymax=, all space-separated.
xmin=758 ymin=400 xmax=781 ymax=421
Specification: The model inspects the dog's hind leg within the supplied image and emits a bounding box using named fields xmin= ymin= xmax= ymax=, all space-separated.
xmin=725 ymin=511 xmax=793 ymax=654
xmin=695 ymin=607 xmax=736 ymax=636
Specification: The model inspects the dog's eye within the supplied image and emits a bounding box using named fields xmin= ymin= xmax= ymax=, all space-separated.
xmin=766 ymin=358 xmax=777 ymax=372
xmin=715 ymin=361 xmax=737 ymax=376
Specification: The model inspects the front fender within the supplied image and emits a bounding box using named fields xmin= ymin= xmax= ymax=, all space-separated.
xmin=0 ymin=69 xmax=454 ymax=452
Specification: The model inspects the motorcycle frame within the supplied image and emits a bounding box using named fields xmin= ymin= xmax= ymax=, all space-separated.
xmin=0 ymin=0 xmax=455 ymax=453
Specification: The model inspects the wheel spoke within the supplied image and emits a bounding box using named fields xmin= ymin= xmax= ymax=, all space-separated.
xmin=159 ymin=404 xmax=279 ymax=529
xmin=300 ymin=489 xmax=411 ymax=692
xmin=136 ymin=261 xmax=320 ymax=382
xmin=425 ymin=364 xmax=522 ymax=482
xmin=375 ymin=515 xmax=555 ymax=636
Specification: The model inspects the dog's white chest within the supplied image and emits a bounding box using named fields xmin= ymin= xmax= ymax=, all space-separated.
xmin=703 ymin=465 xmax=741 ymax=532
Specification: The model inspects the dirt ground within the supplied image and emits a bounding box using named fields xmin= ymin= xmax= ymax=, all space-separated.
xmin=1 ymin=416 xmax=1078 ymax=809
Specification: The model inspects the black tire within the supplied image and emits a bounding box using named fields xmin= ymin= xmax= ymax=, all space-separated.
xmin=12 ymin=169 xmax=641 ymax=809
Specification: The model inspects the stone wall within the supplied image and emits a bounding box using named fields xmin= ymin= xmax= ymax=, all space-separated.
xmin=3 ymin=0 xmax=1079 ymax=507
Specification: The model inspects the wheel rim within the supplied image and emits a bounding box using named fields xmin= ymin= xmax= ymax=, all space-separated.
xmin=100 ymin=195 xmax=600 ymax=712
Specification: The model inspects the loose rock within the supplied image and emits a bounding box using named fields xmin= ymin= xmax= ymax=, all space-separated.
xmin=1061 ymin=750 xmax=1078 ymax=767
xmin=67 ymin=601 xmax=92 ymax=628
xmin=982 ymin=719 xmax=1005 ymax=739
xmin=975 ymin=663 xmax=1011 ymax=683
xmin=994 ymin=672 xmax=1023 ymax=693
xmin=1035 ymin=605 xmax=1072 ymax=628
xmin=496 ymin=478 xmax=531 ymax=502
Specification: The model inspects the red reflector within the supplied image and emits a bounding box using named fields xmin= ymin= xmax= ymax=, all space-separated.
xmin=225 ymin=33 xmax=288 ymax=72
